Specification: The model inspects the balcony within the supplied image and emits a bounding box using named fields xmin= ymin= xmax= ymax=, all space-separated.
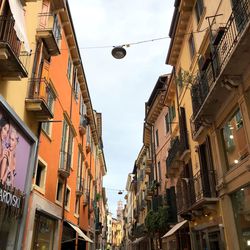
xmin=191 ymin=0 xmax=250 ymax=135
xmin=79 ymin=115 xmax=88 ymax=136
xmin=58 ymin=151 xmax=71 ymax=178
xmin=191 ymin=170 xmax=218 ymax=210
xmin=83 ymin=190 xmax=89 ymax=207
xmin=36 ymin=13 xmax=61 ymax=56
xmin=0 ymin=16 xmax=29 ymax=79
xmin=166 ymin=137 xmax=180 ymax=173
xmin=76 ymin=176 xmax=83 ymax=196
xmin=25 ymin=78 xmax=54 ymax=120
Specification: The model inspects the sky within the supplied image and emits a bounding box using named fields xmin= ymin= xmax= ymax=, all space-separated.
xmin=69 ymin=0 xmax=174 ymax=216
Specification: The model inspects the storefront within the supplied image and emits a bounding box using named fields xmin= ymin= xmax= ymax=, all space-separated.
xmin=231 ymin=184 xmax=250 ymax=249
xmin=0 ymin=96 xmax=37 ymax=249
xmin=162 ymin=220 xmax=191 ymax=250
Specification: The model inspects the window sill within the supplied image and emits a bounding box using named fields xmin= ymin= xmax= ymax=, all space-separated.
xmin=33 ymin=184 xmax=45 ymax=195
xmin=55 ymin=200 xmax=63 ymax=207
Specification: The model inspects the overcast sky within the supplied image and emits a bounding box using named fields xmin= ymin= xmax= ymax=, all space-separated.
xmin=69 ymin=0 xmax=174 ymax=216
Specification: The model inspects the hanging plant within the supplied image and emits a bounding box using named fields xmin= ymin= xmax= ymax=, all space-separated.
xmin=95 ymin=193 xmax=101 ymax=202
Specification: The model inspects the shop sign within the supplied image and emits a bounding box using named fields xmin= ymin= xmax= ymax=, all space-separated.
xmin=0 ymin=181 xmax=24 ymax=216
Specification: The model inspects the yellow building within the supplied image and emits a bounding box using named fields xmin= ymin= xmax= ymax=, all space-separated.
xmin=165 ymin=0 xmax=250 ymax=249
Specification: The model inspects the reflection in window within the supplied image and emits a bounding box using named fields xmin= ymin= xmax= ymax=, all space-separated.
xmin=222 ymin=108 xmax=248 ymax=168
xmin=231 ymin=185 xmax=250 ymax=249
xmin=32 ymin=213 xmax=55 ymax=250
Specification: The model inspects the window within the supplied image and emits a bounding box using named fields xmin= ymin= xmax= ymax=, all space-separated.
xmin=189 ymin=33 xmax=196 ymax=59
xmin=42 ymin=85 xmax=55 ymax=135
xmin=157 ymin=161 xmax=161 ymax=181
xmin=35 ymin=161 xmax=46 ymax=190
xmin=73 ymin=67 xmax=79 ymax=99
xmin=231 ymin=185 xmax=250 ymax=249
xmin=32 ymin=213 xmax=56 ymax=250
xmin=56 ymin=179 xmax=64 ymax=202
xmin=177 ymin=68 xmax=184 ymax=90
xmin=65 ymin=187 xmax=71 ymax=210
xmin=165 ymin=113 xmax=170 ymax=133
xmin=67 ymin=56 xmax=72 ymax=82
xmin=80 ymin=96 xmax=87 ymax=115
xmin=195 ymin=0 xmax=204 ymax=23
xmin=59 ymin=120 xmax=74 ymax=171
xmin=75 ymin=197 xmax=80 ymax=215
xmin=53 ymin=14 xmax=61 ymax=45
xmin=155 ymin=129 xmax=159 ymax=147
xmin=169 ymin=103 xmax=176 ymax=121
xmin=221 ymin=108 xmax=249 ymax=169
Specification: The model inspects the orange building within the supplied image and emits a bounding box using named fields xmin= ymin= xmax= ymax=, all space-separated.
xmin=21 ymin=1 xmax=106 ymax=249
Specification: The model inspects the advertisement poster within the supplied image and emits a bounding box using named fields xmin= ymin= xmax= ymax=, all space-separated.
xmin=0 ymin=105 xmax=31 ymax=192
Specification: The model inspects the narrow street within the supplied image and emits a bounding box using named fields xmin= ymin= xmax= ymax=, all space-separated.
xmin=0 ymin=0 xmax=250 ymax=249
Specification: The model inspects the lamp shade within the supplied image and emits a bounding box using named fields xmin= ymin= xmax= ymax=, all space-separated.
xmin=111 ymin=46 xmax=126 ymax=59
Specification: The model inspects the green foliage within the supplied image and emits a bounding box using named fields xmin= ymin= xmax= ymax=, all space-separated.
xmin=95 ymin=193 xmax=101 ymax=202
xmin=145 ymin=206 xmax=169 ymax=234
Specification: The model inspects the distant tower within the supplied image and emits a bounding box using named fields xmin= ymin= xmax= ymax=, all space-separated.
xmin=117 ymin=200 xmax=123 ymax=221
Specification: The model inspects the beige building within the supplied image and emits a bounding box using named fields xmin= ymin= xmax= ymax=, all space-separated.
xmin=164 ymin=0 xmax=250 ymax=249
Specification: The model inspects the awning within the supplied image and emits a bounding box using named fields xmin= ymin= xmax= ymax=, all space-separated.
xmin=8 ymin=0 xmax=30 ymax=52
xmin=162 ymin=220 xmax=188 ymax=238
xmin=67 ymin=222 xmax=93 ymax=243
xmin=132 ymin=236 xmax=146 ymax=244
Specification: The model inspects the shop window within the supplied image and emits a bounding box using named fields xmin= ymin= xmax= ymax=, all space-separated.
xmin=65 ymin=187 xmax=71 ymax=210
xmin=35 ymin=160 xmax=46 ymax=190
xmin=56 ymin=179 xmax=64 ymax=203
xmin=32 ymin=213 xmax=56 ymax=250
xmin=221 ymin=108 xmax=249 ymax=169
xmin=195 ymin=0 xmax=204 ymax=23
xmin=231 ymin=185 xmax=250 ymax=249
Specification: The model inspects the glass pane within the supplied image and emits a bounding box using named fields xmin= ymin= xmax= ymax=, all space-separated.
xmin=33 ymin=214 xmax=55 ymax=250
xmin=222 ymin=108 xmax=249 ymax=168
xmin=231 ymin=185 xmax=250 ymax=250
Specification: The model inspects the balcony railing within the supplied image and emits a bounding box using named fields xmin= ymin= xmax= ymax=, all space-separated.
xmin=193 ymin=170 xmax=217 ymax=202
xmin=166 ymin=137 xmax=180 ymax=171
xmin=76 ymin=176 xmax=83 ymax=196
xmin=26 ymin=78 xmax=54 ymax=119
xmin=191 ymin=0 xmax=250 ymax=124
xmin=179 ymin=107 xmax=189 ymax=155
xmin=0 ymin=16 xmax=29 ymax=78
xmin=58 ymin=151 xmax=71 ymax=178
xmin=37 ymin=13 xmax=61 ymax=56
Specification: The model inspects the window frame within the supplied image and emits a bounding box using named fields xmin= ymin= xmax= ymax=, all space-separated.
xmin=195 ymin=0 xmax=204 ymax=23
xmin=34 ymin=157 xmax=47 ymax=193
xmin=155 ymin=129 xmax=159 ymax=147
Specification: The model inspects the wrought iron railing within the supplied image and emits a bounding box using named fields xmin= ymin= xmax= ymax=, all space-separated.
xmin=179 ymin=107 xmax=189 ymax=155
xmin=166 ymin=137 xmax=180 ymax=170
xmin=193 ymin=170 xmax=217 ymax=201
xmin=59 ymin=150 xmax=71 ymax=173
xmin=76 ymin=176 xmax=83 ymax=193
xmin=191 ymin=0 xmax=250 ymax=121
